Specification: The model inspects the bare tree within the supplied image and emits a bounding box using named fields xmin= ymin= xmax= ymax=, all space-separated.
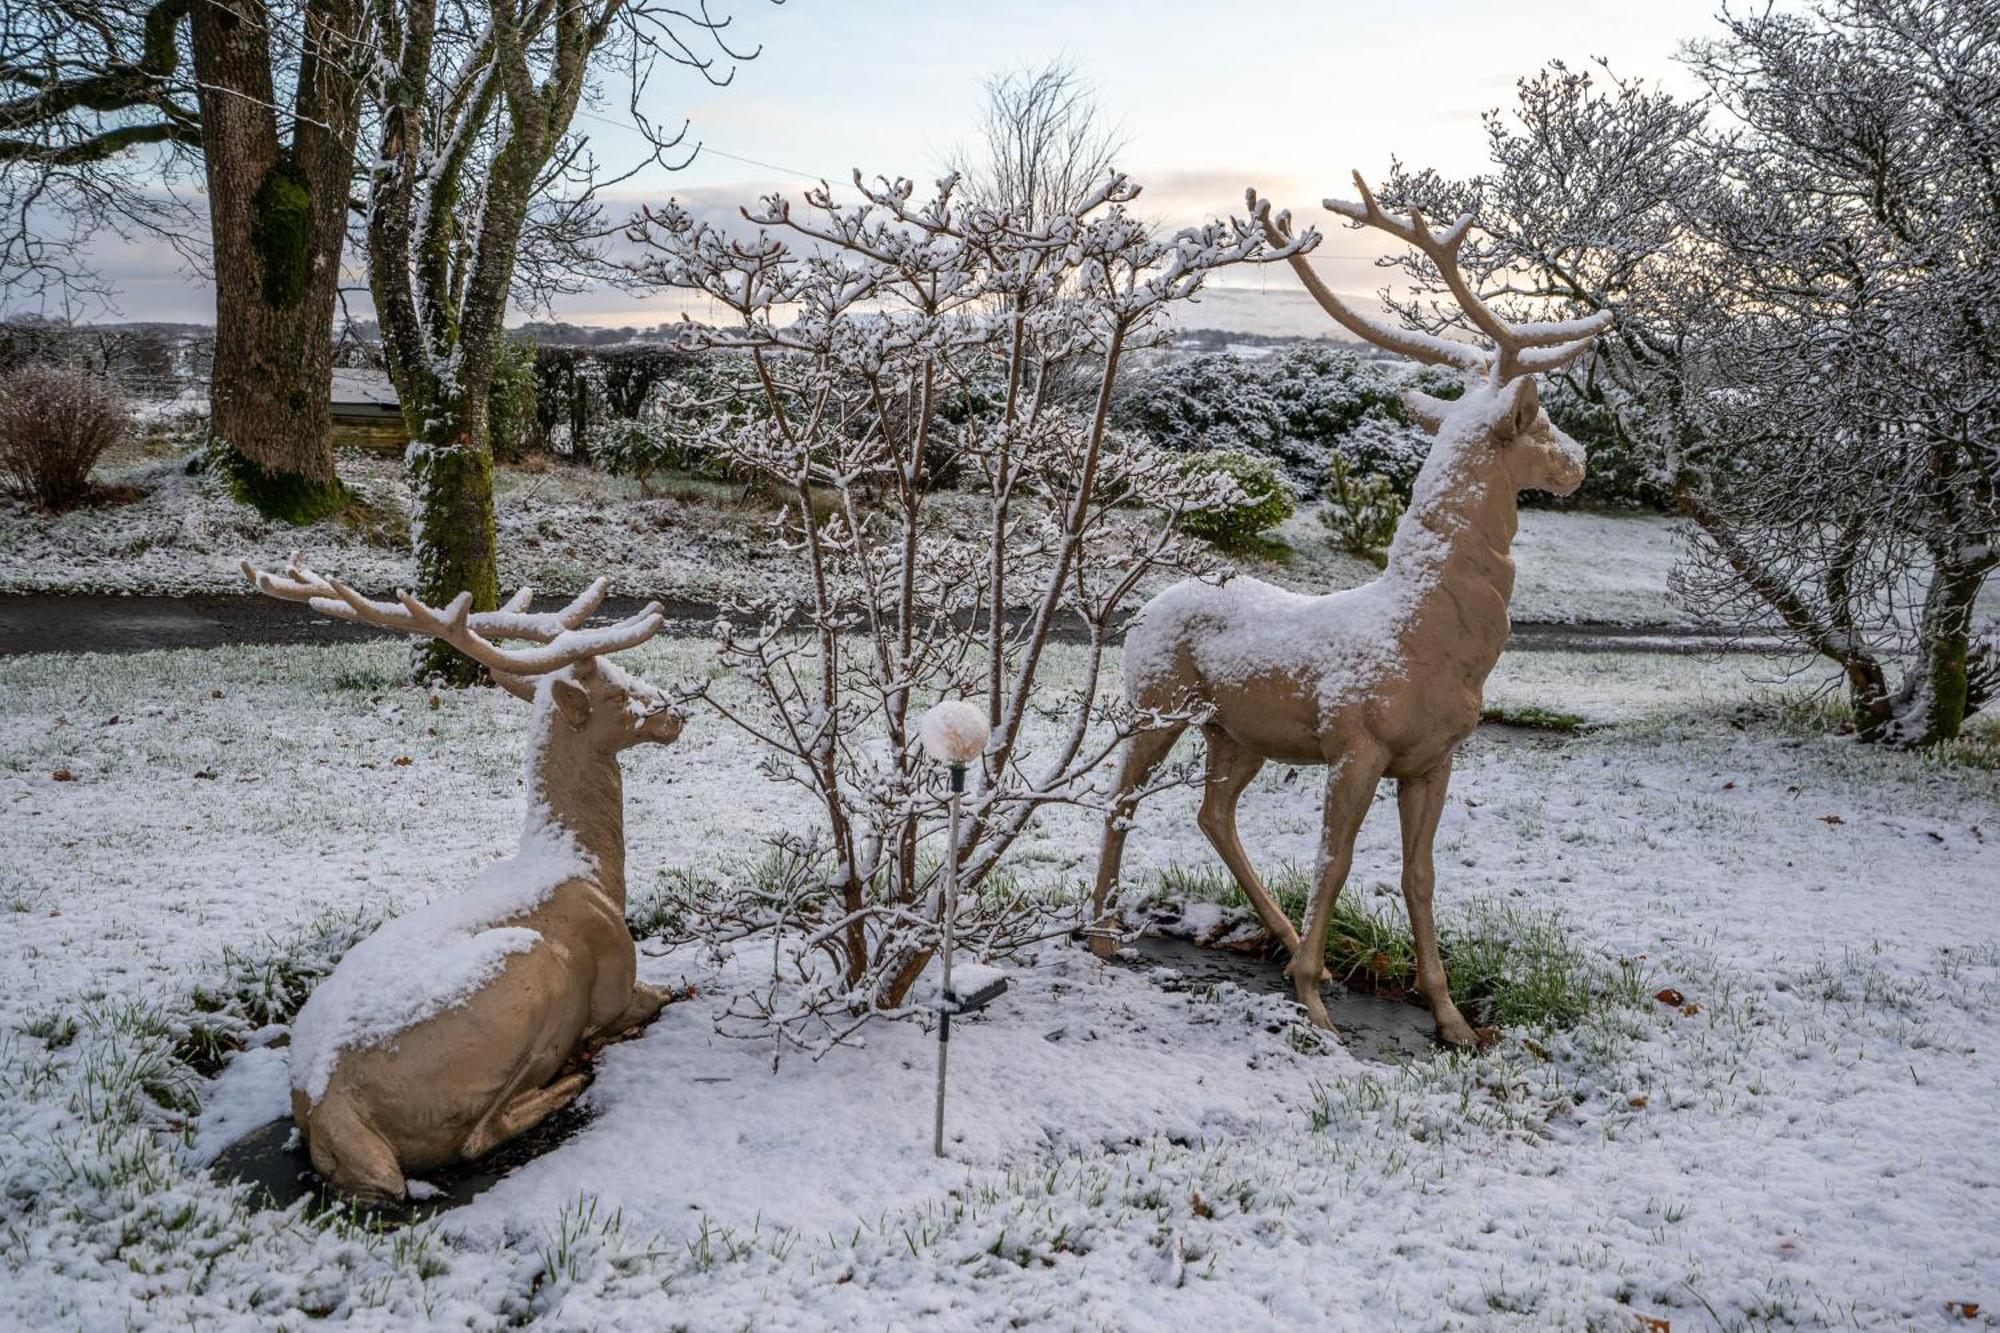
xmin=627 ymin=170 xmax=1312 ymax=1057
xmin=1380 ymin=3 xmax=1999 ymax=746
xmin=949 ymin=61 xmax=1124 ymax=226
xmin=366 ymin=0 xmax=771 ymax=682
xmin=1 ymin=0 xmax=375 ymax=521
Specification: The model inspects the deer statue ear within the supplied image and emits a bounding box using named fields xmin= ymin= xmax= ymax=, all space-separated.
xmin=550 ymin=677 xmax=593 ymax=729
xmin=1492 ymin=376 xmax=1541 ymax=441
xmin=1401 ymin=389 xmax=1452 ymax=434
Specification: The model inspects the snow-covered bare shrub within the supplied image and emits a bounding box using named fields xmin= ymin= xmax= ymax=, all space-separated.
xmin=1177 ymin=449 xmax=1294 ymax=550
xmin=0 ymin=363 xmax=125 ymax=511
xmin=629 ymin=171 xmax=1313 ymax=1055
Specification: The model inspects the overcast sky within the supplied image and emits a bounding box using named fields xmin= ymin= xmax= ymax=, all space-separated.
xmin=39 ymin=0 xmax=1722 ymax=329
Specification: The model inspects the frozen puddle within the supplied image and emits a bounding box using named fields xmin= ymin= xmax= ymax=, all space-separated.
xmin=1121 ymin=934 xmax=1439 ymax=1064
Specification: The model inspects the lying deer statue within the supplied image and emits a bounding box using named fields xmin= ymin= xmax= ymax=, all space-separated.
xmin=242 ymin=557 xmax=683 ymax=1201
xmin=1092 ymin=174 xmax=1610 ymax=1045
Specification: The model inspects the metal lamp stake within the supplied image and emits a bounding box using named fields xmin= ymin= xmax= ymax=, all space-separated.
xmin=933 ymin=759 xmax=964 ymax=1159
xmin=919 ymin=699 xmax=991 ymax=1161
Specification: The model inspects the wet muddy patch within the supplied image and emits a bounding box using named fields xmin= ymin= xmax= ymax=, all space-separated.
xmin=211 ymin=1098 xmax=599 ymax=1222
xmin=1116 ymin=934 xmax=1441 ymax=1065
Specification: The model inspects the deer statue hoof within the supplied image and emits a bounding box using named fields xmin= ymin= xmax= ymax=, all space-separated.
xmin=1287 ymin=963 xmax=1337 ymax=1030
xmin=601 ymin=983 xmax=676 ymax=1042
xmin=1433 ymin=1007 xmax=1479 ymax=1049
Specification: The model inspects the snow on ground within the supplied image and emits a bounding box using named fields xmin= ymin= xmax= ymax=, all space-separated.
xmin=0 ymin=440 xmax=1710 ymax=626
xmin=2 ymin=638 xmax=1997 ymax=1328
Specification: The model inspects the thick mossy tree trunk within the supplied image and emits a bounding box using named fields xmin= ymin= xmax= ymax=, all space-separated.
xmin=190 ymin=0 xmax=362 ymax=523
xmin=367 ymin=0 xmax=593 ymax=685
xmin=402 ymin=398 xmax=503 ymax=683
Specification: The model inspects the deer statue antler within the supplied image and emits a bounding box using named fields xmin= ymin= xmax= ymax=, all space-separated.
xmin=1249 ymin=173 xmax=1611 ymax=383
xmin=241 ymin=555 xmax=665 ymax=693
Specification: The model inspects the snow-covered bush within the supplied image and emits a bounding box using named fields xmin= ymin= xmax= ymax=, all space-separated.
xmin=629 ymin=170 xmax=1313 ymax=1055
xmin=1261 ymin=343 xmax=1406 ymax=449
xmin=0 ymin=363 xmax=125 ymax=511
xmin=1318 ymin=454 xmax=1402 ymax=568
xmin=1115 ymin=353 xmax=1290 ymax=463
xmin=486 ymin=337 xmax=539 ymax=463
xmin=1177 ymin=449 xmax=1294 ymax=550
xmin=1116 ymin=344 xmax=1454 ymax=495
xmin=1331 ymin=405 xmax=1428 ymax=498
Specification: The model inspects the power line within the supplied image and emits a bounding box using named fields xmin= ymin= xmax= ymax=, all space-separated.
xmin=566 ymin=106 xmax=832 ymax=183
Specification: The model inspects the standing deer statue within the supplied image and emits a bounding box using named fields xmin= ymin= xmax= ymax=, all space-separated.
xmin=241 ymin=557 xmax=684 ymax=1201
xmin=1092 ymin=174 xmax=1610 ymax=1045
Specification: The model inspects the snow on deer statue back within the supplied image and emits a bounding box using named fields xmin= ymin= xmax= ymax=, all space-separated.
xmin=1092 ymin=174 xmax=1610 ymax=1045
xmin=242 ymin=558 xmax=684 ymax=1201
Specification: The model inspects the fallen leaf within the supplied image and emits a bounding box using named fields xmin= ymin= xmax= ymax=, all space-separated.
xmin=1680 ymin=1003 xmax=1702 ymax=1017
xmin=1720 ymin=780 xmax=1735 ymax=790
xmin=51 ymin=769 xmax=74 ymax=782
xmin=1628 ymin=1095 xmax=1649 ymax=1109
xmin=1636 ymin=1314 xmax=1671 ymax=1332
xmin=1190 ymin=1191 xmax=1213 ymax=1219
xmin=1653 ymin=988 xmax=1685 ymax=1007
xmin=393 ymin=755 xmax=414 ymax=767
xmin=211 ymin=689 xmax=224 ymax=699
xmin=1948 ymin=1302 xmax=1979 ymax=1319
xmin=1819 ymin=814 xmax=1845 ymax=826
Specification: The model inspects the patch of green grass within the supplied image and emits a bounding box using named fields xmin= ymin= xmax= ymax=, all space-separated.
xmin=1154 ymin=862 xmax=1647 ymax=1032
xmin=1480 ymin=703 xmax=1591 ymax=733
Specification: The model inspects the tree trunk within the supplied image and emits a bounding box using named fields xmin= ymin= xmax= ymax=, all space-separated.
xmin=405 ymin=390 xmax=502 ymax=684
xmin=190 ymin=0 xmax=357 ymax=522
xmin=1893 ymin=550 xmax=1992 ymax=745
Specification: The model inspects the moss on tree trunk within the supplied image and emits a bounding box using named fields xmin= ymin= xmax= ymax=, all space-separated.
xmin=190 ymin=0 xmax=359 ymax=525
xmin=407 ymin=427 xmax=501 ymax=685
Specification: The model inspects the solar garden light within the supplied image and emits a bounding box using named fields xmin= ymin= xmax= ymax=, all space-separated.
xmin=919 ymin=699 xmax=996 ymax=1159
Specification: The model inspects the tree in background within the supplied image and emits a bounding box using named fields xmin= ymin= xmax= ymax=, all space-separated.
xmin=366 ymin=1 xmax=769 ymax=682
xmin=950 ymin=61 xmax=1123 ymax=226
xmin=1381 ymin=0 xmax=1998 ymax=745
xmin=1 ymin=0 xmax=374 ymax=521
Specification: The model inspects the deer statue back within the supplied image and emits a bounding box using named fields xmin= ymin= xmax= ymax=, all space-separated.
xmin=1092 ymin=174 xmax=1610 ymax=1045
xmin=242 ymin=558 xmax=684 ymax=1201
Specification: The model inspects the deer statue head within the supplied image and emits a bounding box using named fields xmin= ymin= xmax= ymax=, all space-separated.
xmin=237 ymin=556 xmax=684 ymax=1202
xmin=1252 ymin=172 xmax=1605 ymax=505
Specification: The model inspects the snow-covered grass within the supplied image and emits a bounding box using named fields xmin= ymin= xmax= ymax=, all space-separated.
xmin=3 ymin=635 xmax=1996 ymax=1327
xmin=1 ymin=437 xmax=1706 ymax=625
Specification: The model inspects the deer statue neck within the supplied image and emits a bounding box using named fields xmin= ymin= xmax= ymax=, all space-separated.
xmin=523 ymin=694 xmax=627 ymax=905
xmin=1381 ymin=400 xmax=1522 ymax=679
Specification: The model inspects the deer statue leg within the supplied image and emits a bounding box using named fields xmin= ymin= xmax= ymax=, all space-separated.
xmin=1289 ymin=746 xmax=1385 ymax=1030
xmin=1090 ymin=721 xmax=1187 ymax=921
xmin=1197 ymin=727 xmax=1300 ymax=955
xmin=1397 ymin=757 xmax=1476 ymax=1047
